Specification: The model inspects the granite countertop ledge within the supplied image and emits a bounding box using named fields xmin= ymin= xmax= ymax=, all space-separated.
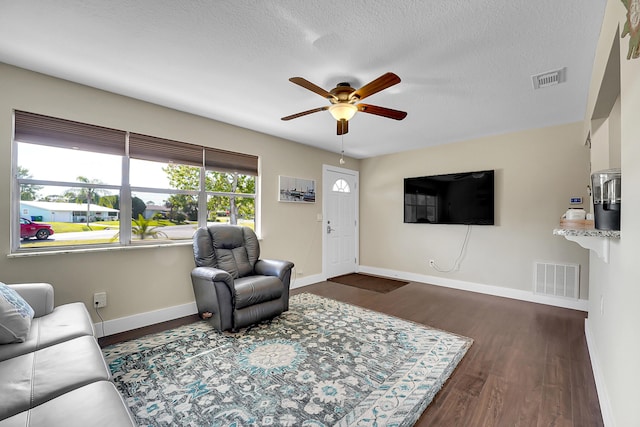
xmin=553 ymin=228 xmax=620 ymax=239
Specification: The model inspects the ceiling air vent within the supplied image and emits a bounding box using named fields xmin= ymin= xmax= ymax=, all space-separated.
xmin=531 ymin=67 xmax=566 ymax=89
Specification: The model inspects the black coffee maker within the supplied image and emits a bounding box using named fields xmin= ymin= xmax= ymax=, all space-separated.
xmin=591 ymin=168 xmax=621 ymax=231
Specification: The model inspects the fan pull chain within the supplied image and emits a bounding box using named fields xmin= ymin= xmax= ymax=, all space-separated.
xmin=340 ymin=133 xmax=345 ymax=165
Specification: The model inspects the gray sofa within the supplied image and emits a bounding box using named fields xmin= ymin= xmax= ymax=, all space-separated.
xmin=0 ymin=283 xmax=135 ymax=427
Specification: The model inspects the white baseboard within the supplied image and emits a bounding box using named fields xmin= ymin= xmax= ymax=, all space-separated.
xmin=584 ymin=319 xmax=614 ymax=427
xmin=95 ymin=268 xmax=586 ymax=339
xmin=95 ymin=273 xmax=323 ymax=338
xmin=357 ymin=265 xmax=589 ymax=311
xmin=290 ymin=273 xmax=324 ymax=289
xmin=94 ymin=301 xmax=198 ymax=338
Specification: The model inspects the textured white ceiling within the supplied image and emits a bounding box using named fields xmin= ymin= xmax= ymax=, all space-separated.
xmin=0 ymin=1 xmax=607 ymax=158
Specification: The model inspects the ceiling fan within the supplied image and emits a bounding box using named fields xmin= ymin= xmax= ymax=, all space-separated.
xmin=281 ymin=72 xmax=407 ymax=135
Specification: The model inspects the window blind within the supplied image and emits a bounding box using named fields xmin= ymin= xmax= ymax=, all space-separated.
xmin=14 ymin=110 xmax=126 ymax=156
xmin=128 ymin=133 xmax=204 ymax=166
xmin=15 ymin=111 xmax=259 ymax=175
xmin=205 ymin=147 xmax=258 ymax=176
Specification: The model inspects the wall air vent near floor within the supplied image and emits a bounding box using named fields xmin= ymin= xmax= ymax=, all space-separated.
xmin=534 ymin=261 xmax=579 ymax=299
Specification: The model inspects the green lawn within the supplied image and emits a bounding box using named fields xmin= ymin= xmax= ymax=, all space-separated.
xmin=48 ymin=219 xmax=176 ymax=234
xmin=48 ymin=222 xmax=114 ymax=233
xmin=20 ymin=218 xmax=254 ymax=248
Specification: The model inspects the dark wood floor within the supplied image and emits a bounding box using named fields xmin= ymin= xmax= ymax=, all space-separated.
xmin=100 ymin=280 xmax=603 ymax=426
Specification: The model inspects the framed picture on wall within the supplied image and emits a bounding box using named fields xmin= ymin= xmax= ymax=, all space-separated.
xmin=278 ymin=176 xmax=316 ymax=203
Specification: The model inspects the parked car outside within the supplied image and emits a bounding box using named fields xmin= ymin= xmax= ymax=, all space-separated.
xmin=20 ymin=217 xmax=54 ymax=240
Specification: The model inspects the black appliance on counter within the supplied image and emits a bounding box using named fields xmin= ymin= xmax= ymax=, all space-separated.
xmin=591 ymin=168 xmax=621 ymax=231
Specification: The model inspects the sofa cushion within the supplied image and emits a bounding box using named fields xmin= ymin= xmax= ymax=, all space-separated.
xmin=217 ymin=246 xmax=253 ymax=279
xmin=234 ymin=298 xmax=285 ymax=329
xmin=207 ymin=225 xmax=260 ymax=278
xmin=234 ymin=275 xmax=283 ymax=309
xmin=0 ymin=283 xmax=35 ymax=344
xmin=0 ymin=335 xmax=110 ymax=420
xmin=0 ymin=381 xmax=135 ymax=427
xmin=0 ymin=302 xmax=94 ymax=362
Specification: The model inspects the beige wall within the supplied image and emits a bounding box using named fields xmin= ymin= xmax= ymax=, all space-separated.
xmin=4 ymin=10 xmax=638 ymax=419
xmin=591 ymin=117 xmax=611 ymax=173
xmin=608 ymin=95 xmax=622 ymax=169
xmin=0 ymin=63 xmax=358 ymax=321
xmin=359 ymin=123 xmax=591 ymax=297
xmin=584 ymin=1 xmax=640 ymax=425
xmin=591 ymin=94 xmax=622 ymax=175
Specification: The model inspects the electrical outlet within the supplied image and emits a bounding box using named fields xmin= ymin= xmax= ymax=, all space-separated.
xmin=428 ymin=259 xmax=435 ymax=268
xmin=93 ymin=292 xmax=107 ymax=308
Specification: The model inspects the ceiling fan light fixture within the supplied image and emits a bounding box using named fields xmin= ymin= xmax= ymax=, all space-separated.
xmin=282 ymin=73 xmax=406 ymax=135
xmin=328 ymin=103 xmax=357 ymax=121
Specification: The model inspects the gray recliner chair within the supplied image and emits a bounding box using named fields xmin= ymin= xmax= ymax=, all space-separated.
xmin=190 ymin=224 xmax=294 ymax=331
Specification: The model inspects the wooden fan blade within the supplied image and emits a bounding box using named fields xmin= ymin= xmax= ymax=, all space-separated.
xmin=337 ymin=119 xmax=349 ymax=135
xmin=350 ymin=72 xmax=401 ymax=101
xmin=289 ymin=77 xmax=338 ymax=101
xmin=281 ymin=106 xmax=329 ymax=121
xmin=357 ymin=104 xmax=407 ymax=120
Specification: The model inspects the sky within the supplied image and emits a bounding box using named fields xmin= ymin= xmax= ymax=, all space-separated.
xmin=19 ymin=143 xmax=173 ymax=205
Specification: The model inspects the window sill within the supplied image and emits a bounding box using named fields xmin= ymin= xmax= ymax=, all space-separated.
xmin=8 ymin=240 xmax=193 ymax=258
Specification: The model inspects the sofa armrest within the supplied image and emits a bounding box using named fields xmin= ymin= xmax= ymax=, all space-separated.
xmin=190 ymin=267 xmax=234 ymax=331
xmin=8 ymin=283 xmax=54 ymax=318
xmin=191 ymin=266 xmax=233 ymax=286
xmin=255 ymin=259 xmax=294 ymax=283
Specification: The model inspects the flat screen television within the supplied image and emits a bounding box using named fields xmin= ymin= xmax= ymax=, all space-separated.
xmin=404 ymin=170 xmax=494 ymax=225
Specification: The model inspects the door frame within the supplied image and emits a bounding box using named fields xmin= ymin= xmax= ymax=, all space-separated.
xmin=322 ymin=164 xmax=360 ymax=279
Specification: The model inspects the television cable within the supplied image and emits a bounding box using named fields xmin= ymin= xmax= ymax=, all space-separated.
xmin=429 ymin=225 xmax=472 ymax=273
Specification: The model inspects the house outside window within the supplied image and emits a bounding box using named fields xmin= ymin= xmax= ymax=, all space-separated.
xmin=12 ymin=110 xmax=258 ymax=252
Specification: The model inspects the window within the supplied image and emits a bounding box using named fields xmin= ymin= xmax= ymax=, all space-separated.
xmin=205 ymin=171 xmax=256 ymax=229
xmin=332 ymin=178 xmax=351 ymax=193
xmin=127 ymin=133 xmax=204 ymax=244
xmin=204 ymin=147 xmax=257 ymax=229
xmin=12 ymin=111 xmax=259 ymax=252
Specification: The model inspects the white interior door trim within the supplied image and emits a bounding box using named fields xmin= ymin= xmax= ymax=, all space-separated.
xmin=322 ymin=164 xmax=359 ymax=279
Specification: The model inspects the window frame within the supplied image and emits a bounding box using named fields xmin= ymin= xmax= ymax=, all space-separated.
xmin=11 ymin=111 xmax=260 ymax=254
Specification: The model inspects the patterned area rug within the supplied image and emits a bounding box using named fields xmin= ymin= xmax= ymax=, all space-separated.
xmin=102 ymin=293 xmax=472 ymax=426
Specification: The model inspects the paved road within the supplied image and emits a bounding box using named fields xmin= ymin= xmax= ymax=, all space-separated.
xmin=51 ymin=228 xmax=118 ymax=241
xmin=48 ymin=224 xmax=199 ymax=241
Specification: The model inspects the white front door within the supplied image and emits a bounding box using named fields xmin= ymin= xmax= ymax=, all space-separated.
xmin=323 ymin=165 xmax=359 ymax=278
